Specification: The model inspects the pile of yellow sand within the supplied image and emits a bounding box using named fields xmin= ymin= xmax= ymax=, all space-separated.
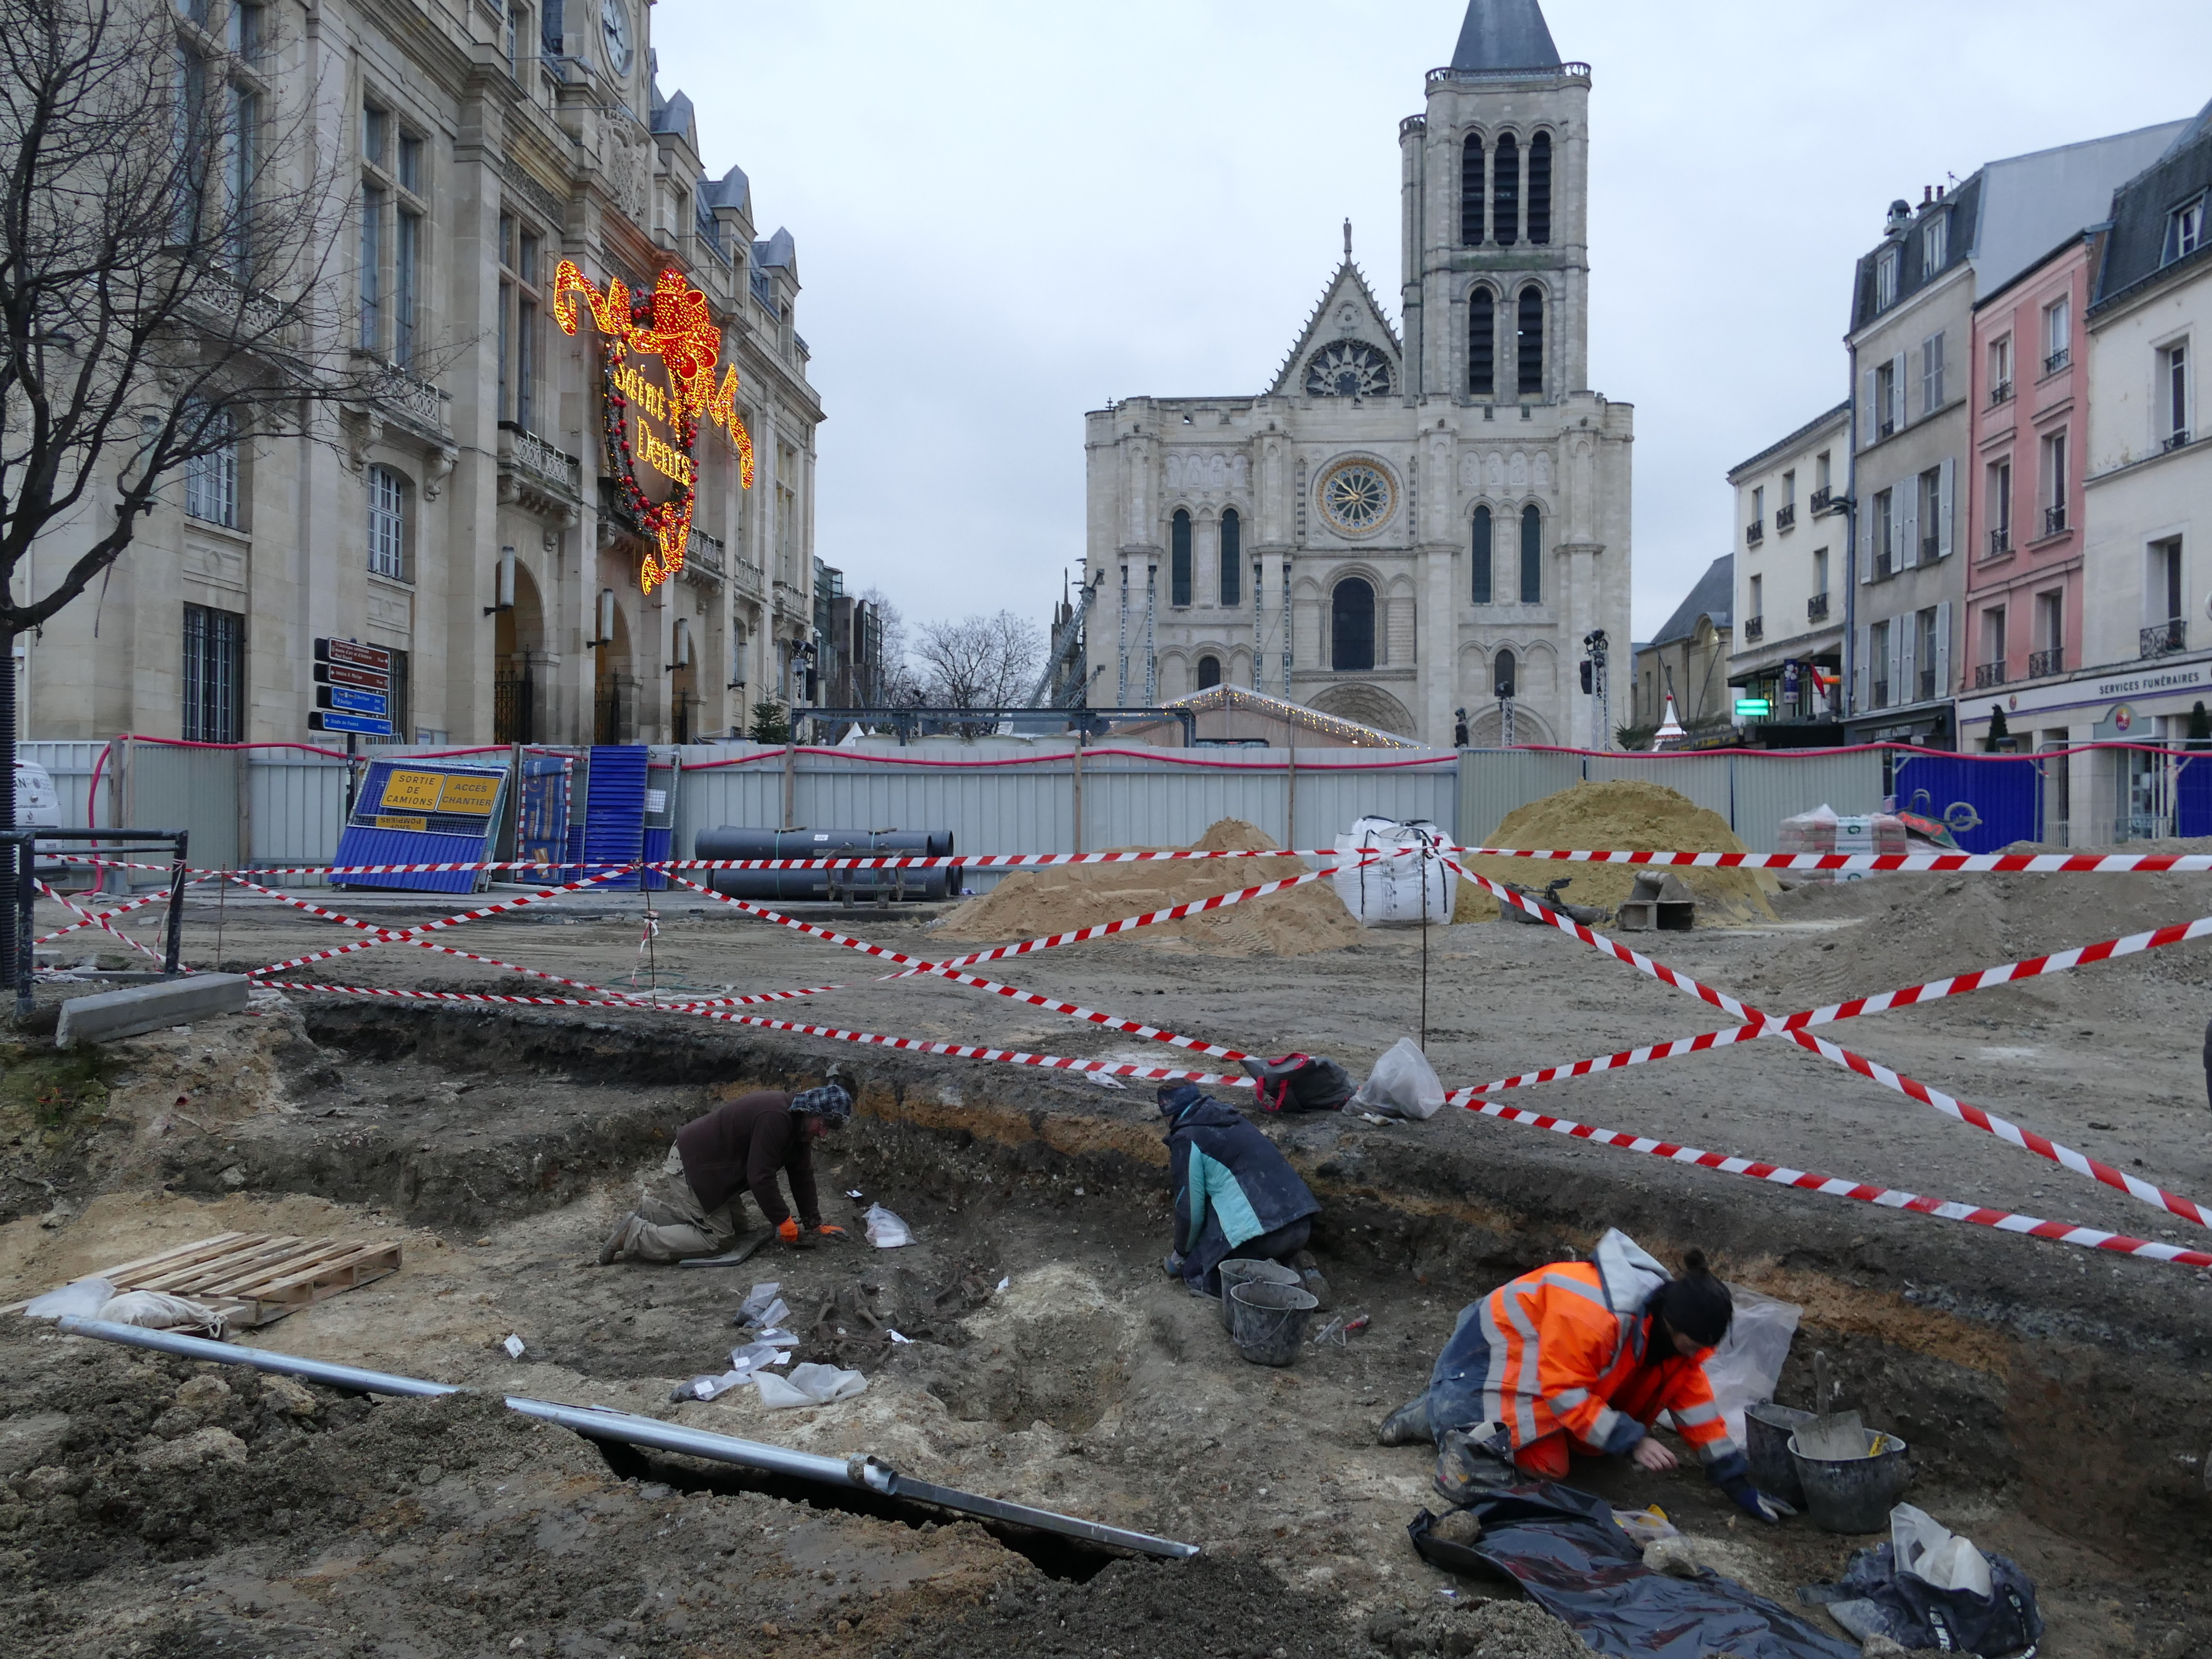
xmin=1453 ymin=780 xmax=1779 ymax=926
xmin=936 ymin=819 xmax=1362 ymax=957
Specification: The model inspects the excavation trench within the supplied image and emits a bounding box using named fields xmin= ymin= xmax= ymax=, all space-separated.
xmin=7 ymin=994 xmax=2212 ymax=1656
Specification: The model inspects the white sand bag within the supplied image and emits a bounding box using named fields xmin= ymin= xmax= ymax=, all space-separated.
xmin=96 ymin=1291 xmax=227 ymax=1339
xmin=755 ymin=1362 xmax=867 ymax=1409
xmin=1349 ymin=1037 xmax=1445 ymax=1120
xmin=23 ymin=1277 xmax=116 ymax=1320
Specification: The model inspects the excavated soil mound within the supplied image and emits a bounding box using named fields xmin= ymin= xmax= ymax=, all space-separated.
xmin=1453 ymin=779 xmax=1779 ymax=926
xmin=935 ymin=819 xmax=1361 ymax=957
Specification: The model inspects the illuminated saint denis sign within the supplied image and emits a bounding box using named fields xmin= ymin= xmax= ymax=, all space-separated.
xmin=552 ymin=260 xmax=754 ymax=593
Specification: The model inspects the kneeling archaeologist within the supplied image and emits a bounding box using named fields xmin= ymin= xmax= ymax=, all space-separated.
xmin=1159 ymin=1081 xmax=1324 ymax=1299
xmin=1378 ymin=1230 xmax=1787 ymax=1521
xmin=601 ymin=1076 xmax=854 ymax=1264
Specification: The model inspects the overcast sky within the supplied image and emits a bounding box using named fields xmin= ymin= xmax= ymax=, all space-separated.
xmin=652 ymin=0 xmax=2212 ymax=643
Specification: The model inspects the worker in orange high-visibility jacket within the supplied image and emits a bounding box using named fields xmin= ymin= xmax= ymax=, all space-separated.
xmin=1377 ymin=1230 xmax=1788 ymax=1522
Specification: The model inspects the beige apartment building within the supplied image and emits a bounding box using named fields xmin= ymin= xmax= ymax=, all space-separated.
xmin=1725 ymin=403 xmax=1849 ymax=739
xmin=15 ymin=0 xmax=821 ymax=748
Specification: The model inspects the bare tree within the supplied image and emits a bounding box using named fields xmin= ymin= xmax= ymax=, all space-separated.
xmin=3 ymin=0 xmax=388 ymax=982
xmin=913 ymin=611 xmax=1044 ymax=711
xmin=860 ymin=586 xmax=925 ymax=706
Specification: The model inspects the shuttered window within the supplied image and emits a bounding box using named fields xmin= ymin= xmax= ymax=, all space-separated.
xmin=1527 ymin=132 xmax=1551 ymax=244
xmin=1469 ymin=287 xmax=1495 ymax=397
xmin=1520 ymin=504 xmax=1543 ymax=603
xmin=1517 ymin=286 xmax=1543 ymax=397
xmin=1218 ymin=508 xmax=1241 ymax=606
xmin=1493 ymin=133 xmax=1519 ymax=247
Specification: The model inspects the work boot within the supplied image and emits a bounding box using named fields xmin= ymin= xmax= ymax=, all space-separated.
xmin=1377 ymin=1395 xmax=1433 ymax=1447
xmin=598 ymin=1212 xmax=636 ymax=1266
xmin=1433 ymin=1424 xmax=1515 ymax=1507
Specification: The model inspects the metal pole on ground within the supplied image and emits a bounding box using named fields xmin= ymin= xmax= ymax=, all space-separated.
xmin=781 ymin=739 xmax=796 ymax=831
xmin=1071 ymin=730 xmax=1084 ymax=856
xmin=161 ymin=832 xmax=187 ymax=978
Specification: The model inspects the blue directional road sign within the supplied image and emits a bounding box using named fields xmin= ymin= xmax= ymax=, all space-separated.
xmin=309 ymin=710 xmax=394 ymax=736
xmin=318 ymin=685 xmax=389 ymax=716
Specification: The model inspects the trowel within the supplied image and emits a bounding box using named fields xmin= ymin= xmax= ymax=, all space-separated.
xmin=1793 ymin=1349 xmax=1869 ymax=1461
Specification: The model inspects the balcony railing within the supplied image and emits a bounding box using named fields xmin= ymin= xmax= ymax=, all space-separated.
xmin=1745 ymin=520 xmax=1764 ymax=547
xmin=1775 ymin=503 xmax=1796 ymax=532
xmin=1872 ymin=679 xmax=1890 ymax=708
xmin=1878 ymin=416 xmax=1897 ymax=438
xmin=2142 ymin=618 xmax=2188 ymax=658
xmin=497 ymin=421 xmax=581 ymax=498
xmin=1743 ymin=615 xmax=1765 ymax=643
xmin=1922 ymin=534 xmax=1941 ymax=563
xmin=1988 ymin=379 xmax=2013 ymax=407
xmin=2043 ymin=503 xmax=2067 ymax=536
xmin=1807 ymin=592 xmax=1830 ymax=622
xmin=1918 ymin=668 xmax=1938 ymax=702
xmin=1873 ymin=547 xmax=1895 ymax=579
xmin=1809 ymin=484 xmax=1834 ymax=514
xmin=2043 ymin=347 xmax=2071 ymax=376
xmin=1987 ymin=527 xmax=2011 ymax=557
xmin=2166 ymin=430 xmax=2193 ymax=453
xmin=1973 ymin=661 xmax=2007 ymax=689
xmin=2027 ymin=645 xmax=2063 ymax=678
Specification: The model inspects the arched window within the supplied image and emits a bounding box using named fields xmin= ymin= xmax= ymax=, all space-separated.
xmin=1471 ymin=506 xmax=1493 ymax=603
xmin=367 ymin=464 xmax=408 ymax=579
xmin=1520 ymin=504 xmax=1543 ymax=603
xmin=1468 ymin=287 xmax=1495 ymax=397
xmin=1196 ymin=654 xmax=1222 ymax=689
xmin=1493 ymin=132 xmax=1519 ymax=247
xmin=1219 ymin=508 xmax=1242 ymax=606
xmin=1331 ymin=577 xmax=1375 ymax=672
xmin=1494 ymin=647 xmax=1518 ymax=699
xmin=1517 ymin=285 xmax=1544 ymax=397
xmin=1170 ymin=509 xmax=1192 ymax=607
xmin=1459 ymin=133 xmax=1485 ymax=246
xmin=1528 ymin=132 xmax=1552 ymax=245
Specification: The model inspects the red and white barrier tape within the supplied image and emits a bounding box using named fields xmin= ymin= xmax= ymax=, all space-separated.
xmin=659 ymin=872 xmax=1254 ymax=1065
xmin=1462 ymin=1091 xmax=2212 ymax=1270
xmin=1443 ymin=856 xmax=2212 ymax=1231
xmin=36 ymin=846 xmax=1408 ymax=878
xmin=34 ymin=880 xmax=203 ymax=968
xmin=233 ymin=868 xmax=629 ymax=976
xmin=257 ymin=982 xmax=839 ymax=1013
xmin=1449 ymin=846 xmax=2212 ymax=874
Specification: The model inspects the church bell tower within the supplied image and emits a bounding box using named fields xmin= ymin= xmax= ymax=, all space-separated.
xmin=1399 ymin=0 xmax=1591 ymax=406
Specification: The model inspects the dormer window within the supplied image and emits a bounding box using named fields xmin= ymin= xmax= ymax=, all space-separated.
xmin=2169 ymin=194 xmax=2207 ymax=265
xmin=1922 ymin=211 xmax=1947 ymax=272
xmin=1875 ymin=246 xmax=1900 ymax=311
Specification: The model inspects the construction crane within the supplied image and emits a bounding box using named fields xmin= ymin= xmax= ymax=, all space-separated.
xmin=1027 ymin=568 xmax=1102 ymax=709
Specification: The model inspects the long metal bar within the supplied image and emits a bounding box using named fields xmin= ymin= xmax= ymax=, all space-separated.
xmin=56 ymin=1317 xmax=1198 ymax=1560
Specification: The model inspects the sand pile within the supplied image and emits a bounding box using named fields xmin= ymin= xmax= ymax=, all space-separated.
xmin=1453 ymin=779 xmax=1780 ymax=926
xmin=935 ymin=818 xmax=1361 ymax=956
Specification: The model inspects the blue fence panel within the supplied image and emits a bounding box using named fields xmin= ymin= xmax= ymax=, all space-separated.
xmin=583 ymin=745 xmax=649 ymax=890
xmin=329 ymin=759 xmax=508 ymax=893
xmin=1893 ymin=754 xmax=2043 ymax=853
xmin=2177 ymin=754 xmax=2212 ymax=838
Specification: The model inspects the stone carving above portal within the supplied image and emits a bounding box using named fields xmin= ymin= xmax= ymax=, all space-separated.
xmin=1163 ymin=451 xmax=1249 ymax=494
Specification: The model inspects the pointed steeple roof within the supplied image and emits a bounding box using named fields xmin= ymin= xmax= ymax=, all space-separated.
xmin=1451 ymin=0 xmax=1562 ymax=71
xmin=1267 ymin=254 xmax=1402 ymax=398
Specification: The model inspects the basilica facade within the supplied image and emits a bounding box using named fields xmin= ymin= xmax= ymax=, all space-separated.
xmin=1082 ymin=0 xmax=1631 ymax=748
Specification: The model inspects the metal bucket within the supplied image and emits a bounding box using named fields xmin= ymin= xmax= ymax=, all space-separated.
xmin=1745 ymin=1403 xmax=1816 ymax=1505
xmin=1229 ymin=1281 xmax=1317 ymax=1367
xmin=1215 ymin=1258 xmax=1300 ymax=1332
xmin=1790 ymin=1428 xmax=1911 ymax=1533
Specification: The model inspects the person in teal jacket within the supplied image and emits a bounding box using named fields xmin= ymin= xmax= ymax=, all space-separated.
xmin=1160 ymin=1082 xmax=1321 ymax=1296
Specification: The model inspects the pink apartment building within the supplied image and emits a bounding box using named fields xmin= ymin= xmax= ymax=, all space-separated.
xmin=1965 ymin=233 xmax=2093 ymax=705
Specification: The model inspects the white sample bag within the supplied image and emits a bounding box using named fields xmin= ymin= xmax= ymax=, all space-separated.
xmin=735 ymin=1282 xmax=783 ymax=1325
xmin=1349 ymin=1037 xmax=1445 ymax=1120
xmin=864 ymin=1203 xmax=914 ymax=1249
xmin=755 ymin=1362 xmax=867 ymax=1409
xmin=23 ymin=1277 xmax=116 ymax=1320
xmin=1332 ymin=818 xmax=1455 ymax=929
xmin=1891 ymin=1503 xmax=1995 ymax=1597
xmin=1698 ymin=1285 xmax=1803 ymax=1444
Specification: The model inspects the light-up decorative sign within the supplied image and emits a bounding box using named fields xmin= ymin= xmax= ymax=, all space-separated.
xmin=552 ymin=260 xmax=754 ymax=593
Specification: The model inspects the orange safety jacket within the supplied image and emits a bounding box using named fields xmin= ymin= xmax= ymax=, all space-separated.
xmin=1425 ymin=1230 xmax=1743 ymax=1471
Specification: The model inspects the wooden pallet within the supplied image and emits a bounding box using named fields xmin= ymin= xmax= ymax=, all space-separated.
xmin=6 ymin=1231 xmax=402 ymax=1328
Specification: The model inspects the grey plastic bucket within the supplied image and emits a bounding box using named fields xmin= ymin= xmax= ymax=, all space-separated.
xmin=1216 ymin=1258 xmax=1301 ymax=1332
xmin=1745 ymin=1403 xmax=1816 ymax=1506
xmin=1790 ymin=1428 xmax=1911 ymax=1533
xmin=1229 ymin=1281 xmax=1318 ymax=1367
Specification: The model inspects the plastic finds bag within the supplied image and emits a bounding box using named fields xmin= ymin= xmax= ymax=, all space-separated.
xmin=735 ymin=1282 xmax=783 ymax=1325
xmin=1349 ymin=1037 xmax=1445 ymax=1120
xmin=1699 ymin=1284 xmax=1802 ymax=1444
xmin=1892 ymin=1504 xmax=1994 ymax=1598
xmin=755 ymin=1362 xmax=867 ymax=1409
xmin=97 ymin=1291 xmax=226 ymax=1338
xmin=864 ymin=1204 xmax=913 ymax=1248
xmin=23 ymin=1277 xmax=116 ymax=1320
xmin=1332 ymin=818 xmax=1456 ymax=929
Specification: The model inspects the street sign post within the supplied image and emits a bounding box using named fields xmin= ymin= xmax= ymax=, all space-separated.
xmin=309 ymin=638 xmax=394 ymax=739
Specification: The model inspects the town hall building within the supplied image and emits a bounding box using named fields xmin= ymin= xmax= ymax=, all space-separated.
xmin=1082 ymin=0 xmax=1633 ymax=747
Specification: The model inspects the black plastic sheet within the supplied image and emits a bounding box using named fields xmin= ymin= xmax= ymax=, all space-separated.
xmin=1408 ymin=1483 xmax=1858 ymax=1659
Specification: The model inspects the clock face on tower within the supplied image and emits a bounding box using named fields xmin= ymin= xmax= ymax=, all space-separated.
xmin=600 ymin=0 xmax=634 ymax=75
xmin=1304 ymin=339 xmax=1393 ymax=399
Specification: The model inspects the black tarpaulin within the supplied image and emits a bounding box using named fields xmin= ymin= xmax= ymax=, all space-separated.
xmin=1408 ymin=1484 xmax=1859 ymax=1659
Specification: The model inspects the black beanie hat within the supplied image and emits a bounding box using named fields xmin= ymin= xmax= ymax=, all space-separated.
xmin=1653 ymin=1248 xmax=1733 ymax=1349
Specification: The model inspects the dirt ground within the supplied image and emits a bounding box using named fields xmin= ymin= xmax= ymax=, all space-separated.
xmin=9 ymin=856 xmax=2212 ymax=1656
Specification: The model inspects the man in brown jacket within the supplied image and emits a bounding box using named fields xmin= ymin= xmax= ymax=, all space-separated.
xmin=599 ymin=1077 xmax=854 ymax=1264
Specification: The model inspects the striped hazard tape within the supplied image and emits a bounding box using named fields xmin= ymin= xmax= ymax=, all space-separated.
xmin=234 ymin=868 xmax=630 ymax=977
xmin=1443 ymin=856 xmax=2212 ymax=1235
xmin=1449 ymin=845 xmax=2212 ymax=875
xmin=258 ymin=982 xmax=840 ymax=1012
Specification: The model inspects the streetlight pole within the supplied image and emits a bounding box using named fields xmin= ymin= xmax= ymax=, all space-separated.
xmin=1583 ymin=629 xmax=1610 ymax=751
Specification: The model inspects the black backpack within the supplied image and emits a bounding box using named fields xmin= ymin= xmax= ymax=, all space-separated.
xmin=1805 ymin=1542 xmax=2042 ymax=1657
xmin=1242 ymin=1054 xmax=1354 ymax=1114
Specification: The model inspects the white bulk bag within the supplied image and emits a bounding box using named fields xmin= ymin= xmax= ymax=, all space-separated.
xmin=1332 ymin=818 xmax=1455 ymax=929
